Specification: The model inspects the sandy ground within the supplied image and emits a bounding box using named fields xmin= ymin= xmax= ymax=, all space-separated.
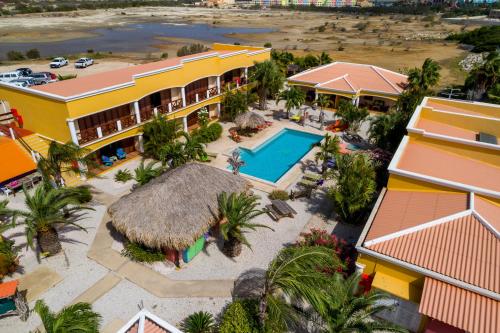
xmin=0 ymin=7 xmax=475 ymax=88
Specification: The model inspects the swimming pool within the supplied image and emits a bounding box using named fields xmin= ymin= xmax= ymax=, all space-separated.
xmin=230 ymin=129 xmax=324 ymax=183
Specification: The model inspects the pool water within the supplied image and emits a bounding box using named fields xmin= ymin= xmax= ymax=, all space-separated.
xmin=232 ymin=129 xmax=324 ymax=183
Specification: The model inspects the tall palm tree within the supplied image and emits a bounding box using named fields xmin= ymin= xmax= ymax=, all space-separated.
xmin=181 ymin=132 xmax=207 ymax=161
xmin=406 ymin=58 xmax=441 ymax=93
xmin=250 ymin=60 xmax=285 ymax=110
xmin=142 ymin=115 xmax=182 ymax=160
xmin=259 ymin=246 xmax=340 ymax=331
xmin=134 ymin=160 xmax=164 ymax=185
xmin=217 ymin=192 xmax=270 ymax=257
xmin=317 ymin=51 xmax=333 ymax=66
xmin=315 ymin=134 xmax=340 ymax=175
xmin=465 ymin=51 xmax=500 ymax=100
xmin=329 ymin=153 xmax=376 ymax=223
xmin=37 ymin=141 xmax=95 ymax=188
xmin=316 ymin=94 xmax=331 ymax=130
xmin=33 ymin=299 xmax=101 ymax=333
xmin=313 ymin=273 xmax=407 ymax=333
xmin=336 ymin=100 xmax=369 ymax=135
xmin=276 ymin=86 xmax=306 ymax=119
xmin=6 ymin=186 xmax=93 ymax=255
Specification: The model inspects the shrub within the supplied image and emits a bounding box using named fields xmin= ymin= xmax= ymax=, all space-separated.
xmin=6 ymin=50 xmax=25 ymax=61
xmin=181 ymin=311 xmax=215 ymax=333
xmin=57 ymin=74 xmax=77 ymax=81
xmin=26 ymin=48 xmax=40 ymax=59
xmin=87 ymin=49 xmax=94 ymax=54
xmin=219 ymin=300 xmax=260 ymax=333
xmin=114 ymin=169 xmax=133 ymax=183
xmin=318 ymin=25 xmax=326 ymax=32
xmin=160 ymin=52 xmax=168 ymax=59
xmin=177 ymin=44 xmax=209 ymax=57
xmin=121 ymin=241 xmax=164 ymax=263
xmin=268 ymin=190 xmax=289 ymax=201
xmin=73 ymin=185 xmax=93 ymax=203
xmin=263 ymin=42 xmax=272 ymax=48
xmin=0 ymin=238 xmax=19 ymax=279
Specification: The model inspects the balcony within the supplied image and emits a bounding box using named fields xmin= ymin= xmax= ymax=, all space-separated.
xmin=78 ymin=113 xmax=137 ymax=145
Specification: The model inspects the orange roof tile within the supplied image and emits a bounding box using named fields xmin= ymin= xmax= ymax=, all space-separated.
xmin=415 ymin=118 xmax=477 ymax=141
xmin=31 ymin=50 xmax=236 ymax=98
xmin=419 ymin=277 xmax=499 ymax=333
xmin=365 ymin=190 xmax=468 ymax=241
xmin=0 ymin=280 xmax=18 ymax=298
xmin=0 ymin=136 xmax=36 ymax=184
xmin=475 ymin=196 xmax=500 ymax=231
xmin=397 ymin=141 xmax=500 ymax=193
xmin=289 ymin=62 xmax=407 ymax=95
xmin=367 ymin=214 xmax=499 ymax=293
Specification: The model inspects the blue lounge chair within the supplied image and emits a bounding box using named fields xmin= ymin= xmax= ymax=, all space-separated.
xmin=116 ymin=148 xmax=126 ymax=160
xmin=326 ymin=158 xmax=336 ymax=169
xmin=101 ymin=155 xmax=113 ymax=166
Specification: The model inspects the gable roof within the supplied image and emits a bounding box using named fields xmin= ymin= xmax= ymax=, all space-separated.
xmin=288 ymin=62 xmax=407 ymax=96
xmin=0 ymin=136 xmax=36 ymax=184
xmin=117 ymin=309 xmax=182 ymax=333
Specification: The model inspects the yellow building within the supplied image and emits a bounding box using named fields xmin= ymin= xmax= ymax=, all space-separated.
xmin=0 ymin=43 xmax=269 ymax=165
xmin=356 ymin=97 xmax=500 ymax=332
xmin=287 ymin=62 xmax=407 ymax=112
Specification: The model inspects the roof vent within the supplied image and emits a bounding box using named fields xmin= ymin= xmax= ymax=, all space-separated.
xmin=476 ymin=132 xmax=498 ymax=145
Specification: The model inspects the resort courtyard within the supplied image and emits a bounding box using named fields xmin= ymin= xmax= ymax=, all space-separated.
xmin=0 ymin=100 xmax=366 ymax=332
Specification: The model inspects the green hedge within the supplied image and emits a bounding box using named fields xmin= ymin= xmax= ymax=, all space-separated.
xmin=193 ymin=123 xmax=223 ymax=143
xmin=219 ymin=300 xmax=261 ymax=333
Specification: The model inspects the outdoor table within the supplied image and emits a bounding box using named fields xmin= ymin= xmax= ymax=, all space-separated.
xmin=271 ymin=199 xmax=297 ymax=216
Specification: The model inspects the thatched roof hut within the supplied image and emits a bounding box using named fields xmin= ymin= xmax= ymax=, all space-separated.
xmin=234 ymin=112 xmax=266 ymax=129
xmin=108 ymin=163 xmax=249 ymax=250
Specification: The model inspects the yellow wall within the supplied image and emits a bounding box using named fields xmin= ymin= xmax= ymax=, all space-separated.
xmin=387 ymin=174 xmax=468 ymax=194
xmin=358 ymin=254 xmax=424 ymax=302
xmin=0 ymin=85 xmax=71 ymax=143
xmin=421 ymin=107 xmax=500 ymax=138
xmin=428 ymin=98 xmax=500 ymax=119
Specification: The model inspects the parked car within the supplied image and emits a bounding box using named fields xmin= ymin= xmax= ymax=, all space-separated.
xmin=0 ymin=72 xmax=21 ymax=83
xmin=31 ymin=72 xmax=56 ymax=85
xmin=74 ymin=57 xmax=94 ymax=68
xmin=9 ymin=78 xmax=36 ymax=88
xmin=49 ymin=57 xmax=68 ymax=68
xmin=16 ymin=68 xmax=33 ymax=77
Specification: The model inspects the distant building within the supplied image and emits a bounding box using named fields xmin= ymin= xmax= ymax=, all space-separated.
xmin=252 ymin=0 xmax=358 ymax=7
xmin=356 ymin=97 xmax=500 ymax=333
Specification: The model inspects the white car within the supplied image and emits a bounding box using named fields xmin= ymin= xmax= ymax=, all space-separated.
xmin=50 ymin=57 xmax=69 ymax=68
xmin=0 ymin=71 xmax=22 ymax=82
xmin=74 ymin=57 xmax=94 ymax=68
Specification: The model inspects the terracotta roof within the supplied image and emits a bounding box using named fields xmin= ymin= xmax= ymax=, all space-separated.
xmin=0 ymin=136 xmax=36 ymax=184
xmin=118 ymin=309 xmax=182 ymax=333
xmin=288 ymin=62 xmax=407 ymax=95
xmin=397 ymin=141 xmax=500 ymax=194
xmin=367 ymin=213 xmax=499 ymax=293
xmin=0 ymin=280 xmax=18 ymax=298
xmin=475 ymin=196 xmax=500 ymax=231
xmin=415 ymin=118 xmax=477 ymax=141
xmin=30 ymin=50 xmax=236 ymax=98
xmin=425 ymin=99 xmax=499 ymax=119
xmin=365 ymin=190 xmax=468 ymax=241
xmin=127 ymin=319 xmax=172 ymax=333
xmin=419 ymin=277 xmax=499 ymax=333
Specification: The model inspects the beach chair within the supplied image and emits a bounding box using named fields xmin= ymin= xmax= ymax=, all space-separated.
xmin=101 ymin=155 xmax=113 ymax=166
xmin=116 ymin=148 xmax=127 ymax=160
xmin=265 ymin=200 xmax=297 ymax=222
xmin=0 ymin=187 xmax=12 ymax=197
xmin=303 ymin=173 xmax=321 ymax=181
xmin=290 ymin=114 xmax=301 ymax=122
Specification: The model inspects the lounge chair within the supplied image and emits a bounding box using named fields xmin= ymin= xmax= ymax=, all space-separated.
xmin=116 ymin=148 xmax=127 ymax=159
xmin=303 ymin=173 xmax=321 ymax=181
xmin=290 ymin=114 xmax=301 ymax=122
xmin=265 ymin=200 xmax=297 ymax=221
xmin=101 ymin=155 xmax=113 ymax=166
xmin=0 ymin=187 xmax=12 ymax=197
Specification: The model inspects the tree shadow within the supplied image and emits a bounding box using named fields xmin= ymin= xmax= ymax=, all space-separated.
xmin=232 ymin=268 xmax=266 ymax=300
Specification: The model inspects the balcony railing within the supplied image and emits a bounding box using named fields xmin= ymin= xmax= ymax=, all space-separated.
xmin=78 ymin=114 xmax=138 ymax=145
xmin=208 ymin=86 xmax=218 ymax=98
xmin=140 ymin=108 xmax=154 ymax=122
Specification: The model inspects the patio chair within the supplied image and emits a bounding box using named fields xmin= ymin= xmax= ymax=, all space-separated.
xmin=0 ymin=187 xmax=12 ymax=197
xmin=290 ymin=114 xmax=301 ymax=122
xmin=116 ymin=148 xmax=127 ymax=160
xmin=303 ymin=173 xmax=321 ymax=181
xmin=101 ymin=155 xmax=113 ymax=167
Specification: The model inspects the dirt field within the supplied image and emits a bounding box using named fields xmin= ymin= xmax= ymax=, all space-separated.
xmin=0 ymin=7 xmax=475 ymax=87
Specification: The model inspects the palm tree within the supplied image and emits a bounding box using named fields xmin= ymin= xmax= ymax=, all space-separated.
xmin=406 ymin=58 xmax=441 ymax=93
xmin=328 ymin=153 xmax=376 ymax=223
xmin=181 ymin=311 xmax=216 ymax=333
xmin=221 ymin=89 xmax=252 ymax=121
xmin=227 ymin=150 xmax=245 ymax=175
xmin=33 ymin=299 xmax=101 ymax=333
xmin=134 ymin=160 xmax=164 ymax=185
xmin=336 ymin=100 xmax=369 ymax=135
xmin=313 ymin=273 xmax=408 ymax=333
xmin=316 ymin=94 xmax=331 ymax=130
xmin=217 ymin=192 xmax=270 ymax=257
xmin=6 ymin=186 xmax=93 ymax=255
xmin=258 ymin=246 xmax=340 ymax=331
xmin=250 ymin=60 xmax=285 ymax=110
xmin=181 ymin=132 xmax=207 ymax=161
xmin=317 ymin=51 xmax=333 ymax=66
xmin=276 ymin=86 xmax=306 ymax=119
xmin=315 ymin=134 xmax=340 ymax=175
xmin=142 ymin=116 xmax=182 ymax=160
xmin=465 ymin=51 xmax=499 ymax=100
xmin=37 ymin=141 xmax=95 ymax=188
xmin=159 ymin=141 xmax=188 ymax=168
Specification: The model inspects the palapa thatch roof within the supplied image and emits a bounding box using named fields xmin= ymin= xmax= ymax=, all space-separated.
xmin=108 ymin=163 xmax=249 ymax=250
xmin=234 ymin=112 xmax=266 ymax=129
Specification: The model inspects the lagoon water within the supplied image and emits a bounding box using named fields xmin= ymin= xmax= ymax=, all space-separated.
xmin=0 ymin=23 xmax=273 ymax=59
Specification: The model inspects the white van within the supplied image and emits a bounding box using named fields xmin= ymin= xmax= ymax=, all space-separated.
xmin=0 ymin=72 xmax=21 ymax=83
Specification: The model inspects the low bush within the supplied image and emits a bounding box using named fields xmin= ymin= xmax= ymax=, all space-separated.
xmin=193 ymin=123 xmax=223 ymax=143
xmin=0 ymin=239 xmax=19 ymax=279
xmin=121 ymin=241 xmax=164 ymax=263
xmin=57 ymin=74 xmax=77 ymax=81
xmin=6 ymin=50 xmax=25 ymax=61
xmin=219 ymin=300 xmax=260 ymax=333
xmin=115 ymin=169 xmax=133 ymax=183
xmin=26 ymin=48 xmax=40 ymax=59
xmin=263 ymin=42 xmax=272 ymax=48
xmin=181 ymin=311 xmax=216 ymax=333
xmin=268 ymin=190 xmax=289 ymax=201
xmin=177 ymin=43 xmax=209 ymax=57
